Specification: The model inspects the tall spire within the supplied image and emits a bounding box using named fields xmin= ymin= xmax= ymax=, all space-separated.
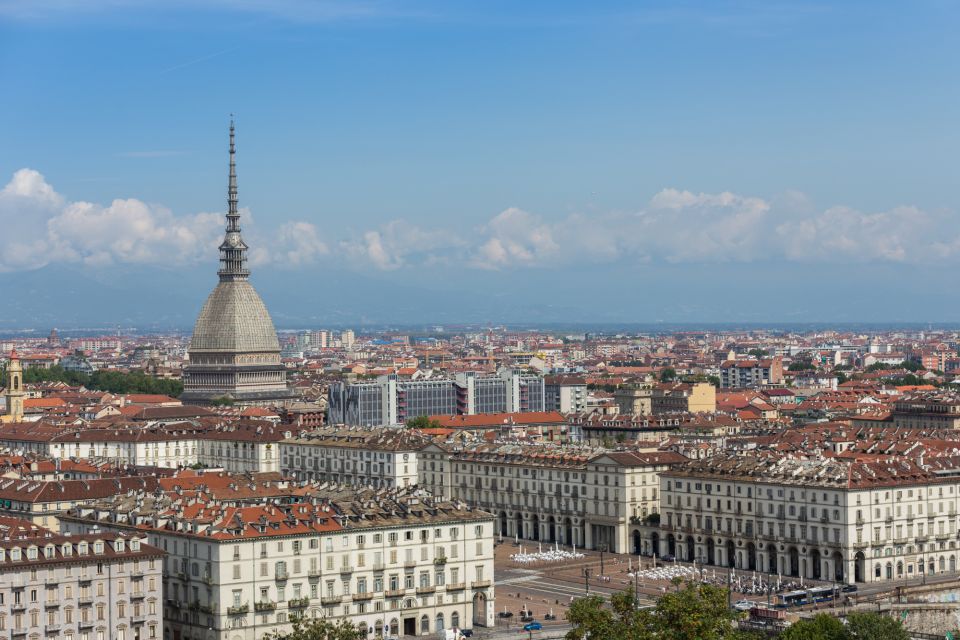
xmin=218 ymin=117 xmax=250 ymax=281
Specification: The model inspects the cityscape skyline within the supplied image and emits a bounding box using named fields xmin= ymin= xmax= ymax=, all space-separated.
xmin=2 ymin=1 xmax=960 ymax=326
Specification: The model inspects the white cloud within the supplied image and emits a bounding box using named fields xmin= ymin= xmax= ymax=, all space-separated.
xmin=0 ymin=168 xmax=321 ymax=272
xmin=471 ymin=207 xmax=560 ymax=269
xmin=342 ymin=220 xmax=463 ymax=270
xmin=2 ymin=168 xmax=958 ymax=275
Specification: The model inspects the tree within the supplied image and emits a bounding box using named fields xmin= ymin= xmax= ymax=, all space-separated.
xmin=405 ymin=415 xmax=441 ymax=429
xmin=788 ymin=362 xmax=816 ymax=372
xmin=265 ymin=618 xmax=364 ymax=640
xmin=659 ymin=368 xmax=677 ymax=383
xmin=747 ymin=349 xmax=768 ymax=358
xmin=900 ymin=360 xmax=923 ymax=372
xmin=566 ymin=583 xmax=751 ymax=640
xmin=778 ymin=614 xmax=847 ymax=640
xmin=707 ymin=375 xmax=721 ymax=388
xmin=846 ymin=612 xmax=910 ymax=640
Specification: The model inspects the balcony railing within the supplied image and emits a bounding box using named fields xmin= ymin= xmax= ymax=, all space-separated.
xmin=416 ymin=586 xmax=436 ymax=594
xmin=227 ymin=604 xmax=250 ymax=615
xmin=384 ymin=589 xmax=406 ymax=598
xmin=289 ymin=597 xmax=310 ymax=609
xmin=445 ymin=583 xmax=465 ymax=591
xmin=255 ymin=601 xmax=277 ymax=612
xmin=321 ymin=595 xmax=342 ymax=605
xmin=471 ymin=580 xmax=491 ymax=589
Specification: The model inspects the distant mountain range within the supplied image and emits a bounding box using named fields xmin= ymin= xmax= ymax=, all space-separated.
xmin=0 ymin=261 xmax=957 ymax=330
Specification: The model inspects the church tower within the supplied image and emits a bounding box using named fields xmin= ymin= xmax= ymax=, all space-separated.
xmin=5 ymin=349 xmax=24 ymax=422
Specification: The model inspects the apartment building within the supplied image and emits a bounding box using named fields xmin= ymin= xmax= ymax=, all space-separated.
xmin=0 ymin=527 xmax=164 ymax=640
xmin=0 ymin=476 xmax=158 ymax=531
xmin=419 ymin=442 xmax=686 ymax=554
xmin=62 ymin=485 xmax=496 ymax=640
xmin=280 ymin=428 xmax=431 ymax=488
xmin=0 ymin=421 xmax=293 ymax=472
xmin=719 ymin=358 xmax=784 ymax=389
xmin=655 ymin=454 xmax=960 ymax=585
xmin=543 ymin=376 xmax=587 ymax=414
xmin=890 ymin=392 xmax=960 ymax=429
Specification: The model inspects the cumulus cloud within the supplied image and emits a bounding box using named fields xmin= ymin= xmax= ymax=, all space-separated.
xmin=2 ymin=167 xmax=958 ymax=274
xmin=472 ymin=207 xmax=560 ymax=269
xmin=342 ymin=220 xmax=463 ymax=270
xmin=0 ymin=168 xmax=325 ymax=272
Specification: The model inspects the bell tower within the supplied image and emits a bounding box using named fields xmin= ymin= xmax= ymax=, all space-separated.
xmin=6 ymin=349 xmax=24 ymax=422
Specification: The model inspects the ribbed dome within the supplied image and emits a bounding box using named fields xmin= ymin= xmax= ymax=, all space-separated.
xmin=190 ymin=280 xmax=280 ymax=353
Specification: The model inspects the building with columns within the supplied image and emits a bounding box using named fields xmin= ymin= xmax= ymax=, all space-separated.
xmin=650 ymin=454 xmax=960 ymax=585
xmin=418 ymin=442 xmax=686 ymax=554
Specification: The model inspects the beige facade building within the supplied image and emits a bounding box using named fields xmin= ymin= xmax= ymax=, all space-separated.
xmin=650 ymin=454 xmax=960 ymax=585
xmin=280 ymin=428 xmax=430 ymax=489
xmin=63 ymin=485 xmax=496 ymax=640
xmin=0 ymin=527 xmax=164 ymax=640
xmin=419 ymin=442 xmax=686 ymax=554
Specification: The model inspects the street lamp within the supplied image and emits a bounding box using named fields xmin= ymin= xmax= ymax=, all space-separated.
xmin=600 ymin=543 xmax=607 ymax=576
xmin=583 ymin=566 xmax=591 ymax=595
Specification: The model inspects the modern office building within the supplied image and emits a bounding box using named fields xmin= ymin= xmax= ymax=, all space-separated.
xmin=328 ymin=369 xmax=545 ymax=426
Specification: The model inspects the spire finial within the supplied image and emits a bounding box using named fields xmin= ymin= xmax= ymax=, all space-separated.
xmin=218 ymin=117 xmax=250 ymax=281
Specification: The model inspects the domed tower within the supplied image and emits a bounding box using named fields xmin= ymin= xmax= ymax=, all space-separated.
xmin=181 ymin=121 xmax=294 ymax=407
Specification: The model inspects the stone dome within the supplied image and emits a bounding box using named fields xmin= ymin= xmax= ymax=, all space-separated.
xmin=189 ymin=280 xmax=280 ymax=353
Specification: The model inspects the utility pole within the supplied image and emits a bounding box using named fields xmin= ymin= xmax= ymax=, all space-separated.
xmin=583 ymin=566 xmax=591 ymax=595
xmin=600 ymin=543 xmax=606 ymax=577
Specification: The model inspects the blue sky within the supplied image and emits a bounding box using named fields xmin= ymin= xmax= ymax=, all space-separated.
xmin=1 ymin=1 xmax=959 ymax=326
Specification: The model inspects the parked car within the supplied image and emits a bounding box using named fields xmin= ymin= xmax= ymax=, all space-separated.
xmin=660 ymin=554 xmax=676 ymax=562
xmin=461 ymin=630 xmax=474 ymax=638
xmin=523 ymin=622 xmax=543 ymax=632
xmin=841 ymin=584 xmax=858 ymax=593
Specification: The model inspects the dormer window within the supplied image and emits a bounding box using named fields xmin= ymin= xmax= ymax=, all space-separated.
xmin=93 ymin=541 xmax=104 ymax=555
xmin=78 ymin=543 xmax=88 ymax=555
xmin=115 ymin=540 xmax=125 ymax=553
xmin=44 ymin=545 xmax=55 ymax=559
xmin=130 ymin=539 xmax=140 ymax=552
xmin=62 ymin=544 xmax=72 ymax=557
xmin=11 ymin=548 xmax=22 ymax=561
xmin=26 ymin=547 xmax=38 ymax=560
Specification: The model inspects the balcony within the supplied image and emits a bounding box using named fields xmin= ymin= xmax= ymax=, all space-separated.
xmin=44 ymin=577 xmax=58 ymax=587
xmin=131 ymin=615 xmax=148 ymax=626
xmin=339 ymin=566 xmax=353 ymax=575
xmin=44 ymin=624 xmax=61 ymax=634
xmin=403 ymin=560 xmax=417 ymax=570
xmin=255 ymin=601 xmax=277 ymax=612
xmin=130 ymin=591 xmax=146 ymax=600
xmin=352 ymin=592 xmax=373 ymax=601
xmin=11 ymin=629 xmax=27 ymax=638
xmin=416 ymin=586 xmax=436 ymax=595
xmin=78 ymin=597 xmax=94 ymax=607
xmin=275 ymin=569 xmax=289 ymax=581
xmin=44 ymin=600 xmax=59 ymax=609
xmin=373 ymin=563 xmax=385 ymax=572
xmin=78 ymin=621 xmax=95 ymax=630
xmin=321 ymin=595 xmax=342 ymax=605
xmin=446 ymin=583 xmax=465 ymax=591
xmin=434 ymin=556 xmax=448 ymax=566
xmin=227 ymin=603 xmax=250 ymax=616
xmin=855 ymin=517 xmax=865 ymax=526
xmin=384 ymin=589 xmax=406 ymax=599
xmin=289 ymin=597 xmax=311 ymax=609
xmin=471 ymin=580 xmax=491 ymax=589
